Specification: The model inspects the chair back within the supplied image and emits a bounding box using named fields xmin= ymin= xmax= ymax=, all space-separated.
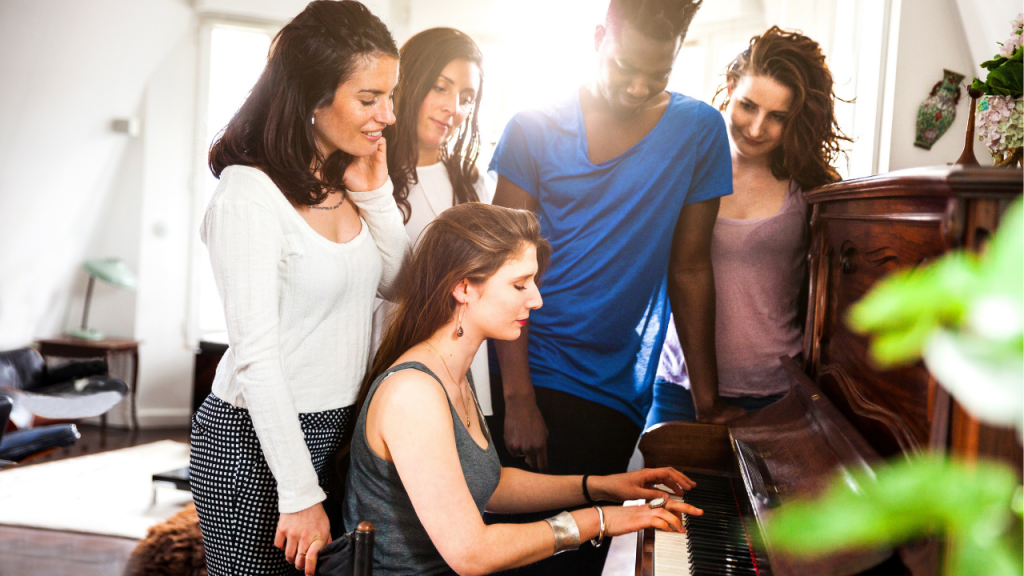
xmin=0 ymin=349 xmax=46 ymax=391
xmin=354 ymin=521 xmax=373 ymax=576
xmin=0 ymin=396 xmax=11 ymax=446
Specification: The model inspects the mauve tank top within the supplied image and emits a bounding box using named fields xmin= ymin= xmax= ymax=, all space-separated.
xmin=658 ymin=181 xmax=808 ymax=397
xmin=343 ymin=361 xmax=501 ymax=576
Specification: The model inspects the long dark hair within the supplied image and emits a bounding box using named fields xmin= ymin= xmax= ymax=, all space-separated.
xmin=208 ymin=0 xmax=398 ymax=206
xmin=383 ymin=28 xmax=484 ymax=223
xmin=715 ymin=26 xmax=851 ymax=190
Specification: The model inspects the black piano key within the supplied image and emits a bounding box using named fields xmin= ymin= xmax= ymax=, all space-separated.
xmin=689 ymin=563 xmax=757 ymax=576
xmin=658 ymin=470 xmax=762 ymax=576
xmin=689 ymin=549 xmax=755 ymax=566
xmin=690 ymin=561 xmax=757 ymax=574
xmin=687 ymin=539 xmax=753 ymax=553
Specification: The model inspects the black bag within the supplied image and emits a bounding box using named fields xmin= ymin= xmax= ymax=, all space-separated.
xmin=315 ymin=523 xmax=374 ymax=576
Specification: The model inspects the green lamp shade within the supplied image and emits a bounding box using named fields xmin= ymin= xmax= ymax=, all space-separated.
xmin=83 ymin=258 xmax=137 ymax=291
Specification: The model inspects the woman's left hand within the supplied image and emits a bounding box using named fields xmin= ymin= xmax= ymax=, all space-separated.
xmin=588 ymin=467 xmax=696 ymax=503
xmin=343 ymin=136 xmax=389 ymax=192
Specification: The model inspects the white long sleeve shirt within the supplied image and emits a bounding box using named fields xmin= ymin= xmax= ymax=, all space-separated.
xmin=201 ymin=165 xmax=409 ymax=513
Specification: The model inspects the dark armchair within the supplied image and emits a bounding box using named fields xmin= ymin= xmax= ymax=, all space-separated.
xmin=0 ymin=396 xmax=79 ymax=464
xmin=0 ymin=347 xmax=128 ymax=462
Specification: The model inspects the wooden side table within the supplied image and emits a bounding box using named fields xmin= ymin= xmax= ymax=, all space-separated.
xmin=35 ymin=337 xmax=140 ymax=431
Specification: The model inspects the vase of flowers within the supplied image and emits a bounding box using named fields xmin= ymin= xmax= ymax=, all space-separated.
xmin=971 ymin=14 xmax=1023 ymax=167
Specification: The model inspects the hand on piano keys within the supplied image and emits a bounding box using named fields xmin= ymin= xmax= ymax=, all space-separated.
xmin=649 ymin=475 xmax=761 ymax=575
xmin=601 ymin=494 xmax=700 ymax=536
xmin=588 ymin=466 xmax=698 ymax=503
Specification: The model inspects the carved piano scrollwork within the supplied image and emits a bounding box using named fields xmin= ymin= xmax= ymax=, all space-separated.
xmin=817 ymin=364 xmax=922 ymax=456
xmin=838 ymin=241 xmax=901 ymax=275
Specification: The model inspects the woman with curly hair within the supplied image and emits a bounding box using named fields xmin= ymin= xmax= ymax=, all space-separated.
xmin=648 ymin=26 xmax=851 ymax=426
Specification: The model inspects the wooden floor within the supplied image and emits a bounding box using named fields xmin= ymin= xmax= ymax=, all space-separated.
xmin=0 ymin=424 xmax=190 ymax=576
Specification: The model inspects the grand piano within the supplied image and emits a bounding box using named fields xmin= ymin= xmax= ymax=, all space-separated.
xmin=635 ymin=165 xmax=1023 ymax=576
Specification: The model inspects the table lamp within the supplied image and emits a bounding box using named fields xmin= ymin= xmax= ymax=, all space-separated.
xmin=68 ymin=258 xmax=137 ymax=341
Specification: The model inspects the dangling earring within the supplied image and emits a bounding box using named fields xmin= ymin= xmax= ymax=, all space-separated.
xmin=456 ymin=305 xmax=464 ymax=338
xmin=311 ymin=116 xmax=315 ymax=125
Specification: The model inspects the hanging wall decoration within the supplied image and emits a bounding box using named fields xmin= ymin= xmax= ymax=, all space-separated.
xmin=914 ymin=69 xmax=965 ymax=150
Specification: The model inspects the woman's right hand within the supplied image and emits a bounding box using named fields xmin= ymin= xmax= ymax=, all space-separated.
xmin=599 ymin=499 xmax=702 ymax=537
xmin=275 ymin=502 xmax=332 ymax=575
xmin=343 ymin=136 xmax=389 ymax=192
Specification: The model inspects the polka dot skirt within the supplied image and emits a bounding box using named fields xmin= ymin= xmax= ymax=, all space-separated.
xmin=190 ymin=394 xmax=355 ymax=576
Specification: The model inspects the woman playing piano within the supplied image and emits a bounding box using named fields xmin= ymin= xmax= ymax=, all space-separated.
xmin=344 ymin=202 xmax=702 ymax=575
xmin=648 ymin=26 xmax=850 ymax=426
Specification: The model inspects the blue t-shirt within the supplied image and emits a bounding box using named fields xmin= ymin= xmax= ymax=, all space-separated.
xmin=489 ymin=91 xmax=732 ymax=427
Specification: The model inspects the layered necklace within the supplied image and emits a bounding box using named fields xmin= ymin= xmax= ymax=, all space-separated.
xmin=424 ymin=341 xmax=473 ymax=429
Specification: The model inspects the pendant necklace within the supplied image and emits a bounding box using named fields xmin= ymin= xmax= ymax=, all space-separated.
xmin=424 ymin=341 xmax=472 ymax=429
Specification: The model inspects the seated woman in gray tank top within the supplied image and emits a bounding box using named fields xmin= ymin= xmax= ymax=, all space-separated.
xmin=342 ymin=203 xmax=703 ymax=575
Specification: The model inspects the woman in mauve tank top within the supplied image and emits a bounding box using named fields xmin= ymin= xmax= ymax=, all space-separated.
xmin=647 ymin=26 xmax=851 ymax=427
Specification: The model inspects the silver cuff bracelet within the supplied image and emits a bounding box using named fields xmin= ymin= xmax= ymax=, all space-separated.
xmin=545 ymin=511 xmax=581 ymax=554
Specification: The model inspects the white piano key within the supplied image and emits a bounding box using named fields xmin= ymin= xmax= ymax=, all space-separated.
xmin=650 ymin=488 xmax=692 ymax=575
xmin=654 ymin=527 xmax=691 ymax=575
xmin=652 ymin=483 xmax=679 ymax=495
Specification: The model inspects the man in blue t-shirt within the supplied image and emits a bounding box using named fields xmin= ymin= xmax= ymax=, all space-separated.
xmin=487 ymin=0 xmax=740 ymax=573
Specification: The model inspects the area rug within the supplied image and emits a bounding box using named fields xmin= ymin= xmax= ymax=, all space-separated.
xmin=0 ymin=440 xmax=193 ymax=539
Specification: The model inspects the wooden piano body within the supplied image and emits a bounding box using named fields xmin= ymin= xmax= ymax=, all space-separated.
xmin=636 ymin=166 xmax=1023 ymax=576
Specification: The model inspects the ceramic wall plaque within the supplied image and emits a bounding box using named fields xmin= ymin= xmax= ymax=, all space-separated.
xmin=915 ymin=69 xmax=965 ymax=150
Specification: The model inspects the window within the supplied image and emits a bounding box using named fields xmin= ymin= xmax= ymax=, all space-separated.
xmin=189 ymin=21 xmax=276 ymax=343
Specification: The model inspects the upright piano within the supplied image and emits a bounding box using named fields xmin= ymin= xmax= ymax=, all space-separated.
xmin=635 ymin=166 xmax=1023 ymax=576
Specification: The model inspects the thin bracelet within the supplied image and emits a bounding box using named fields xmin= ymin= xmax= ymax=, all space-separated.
xmin=590 ymin=506 xmax=606 ymax=547
xmin=582 ymin=474 xmax=596 ymax=504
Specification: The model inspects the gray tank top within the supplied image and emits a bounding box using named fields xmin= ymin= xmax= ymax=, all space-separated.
xmin=343 ymin=361 xmax=501 ymax=576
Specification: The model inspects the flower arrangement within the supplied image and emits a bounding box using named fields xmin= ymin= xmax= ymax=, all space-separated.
xmin=971 ymin=14 xmax=1023 ymax=166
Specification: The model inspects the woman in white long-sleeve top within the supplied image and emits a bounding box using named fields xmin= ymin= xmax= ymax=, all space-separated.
xmin=189 ymin=2 xmax=409 ymax=576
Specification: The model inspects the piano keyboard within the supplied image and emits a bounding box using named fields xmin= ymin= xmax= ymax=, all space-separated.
xmin=652 ymin=472 xmax=760 ymax=575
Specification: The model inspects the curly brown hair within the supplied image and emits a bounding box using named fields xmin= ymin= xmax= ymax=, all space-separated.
xmin=715 ymin=26 xmax=851 ymax=190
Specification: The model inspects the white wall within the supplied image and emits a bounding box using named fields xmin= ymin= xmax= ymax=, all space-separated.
xmin=129 ymin=30 xmax=201 ymax=428
xmin=882 ymin=0 xmax=993 ymax=171
xmin=0 ymin=1 xmax=193 ymax=352
xmin=955 ymin=0 xmax=1022 ymax=79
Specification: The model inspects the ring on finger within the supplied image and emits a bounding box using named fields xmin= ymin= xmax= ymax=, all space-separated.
xmin=648 ymin=497 xmax=666 ymax=509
